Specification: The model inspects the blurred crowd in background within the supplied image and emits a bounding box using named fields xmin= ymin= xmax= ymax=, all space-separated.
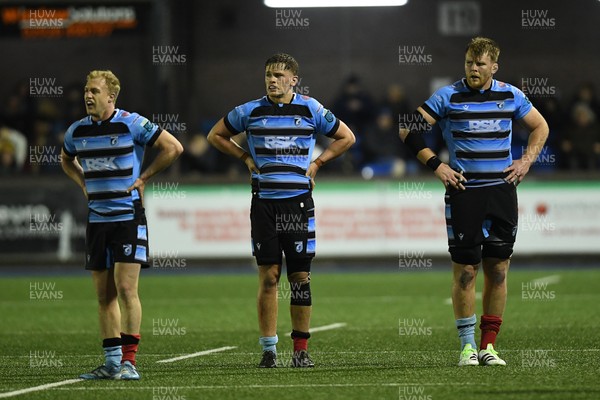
xmin=2 ymin=76 xmax=600 ymax=179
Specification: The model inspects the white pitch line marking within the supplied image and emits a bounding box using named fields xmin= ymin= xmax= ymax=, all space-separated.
xmin=156 ymin=346 xmax=237 ymax=364
xmin=310 ymin=322 xmax=347 ymax=333
xmin=531 ymin=275 xmax=561 ymax=285
xmin=54 ymin=382 xmax=469 ymax=391
xmin=0 ymin=379 xmax=82 ymax=399
xmin=287 ymin=322 xmax=347 ymax=336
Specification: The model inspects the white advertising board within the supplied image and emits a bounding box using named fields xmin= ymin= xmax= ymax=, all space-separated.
xmin=145 ymin=181 xmax=600 ymax=258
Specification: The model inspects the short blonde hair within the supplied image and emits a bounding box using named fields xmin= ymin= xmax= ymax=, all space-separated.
xmin=466 ymin=37 xmax=500 ymax=63
xmin=86 ymin=70 xmax=121 ymax=103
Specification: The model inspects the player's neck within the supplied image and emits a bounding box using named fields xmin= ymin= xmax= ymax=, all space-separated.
xmin=465 ymin=77 xmax=493 ymax=92
xmin=268 ymin=92 xmax=294 ymax=104
xmin=91 ymin=107 xmax=116 ymax=122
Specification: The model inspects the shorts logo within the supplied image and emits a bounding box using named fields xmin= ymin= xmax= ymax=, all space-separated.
xmin=256 ymin=243 xmax=261 ymax=250
xmin=123 ymin=244 xmax=132 ymax=256
xmin=295 ymin=241 xmax=303 ymax=253
xmin=82 ymin=139 xmax=87 ymax=148
xmin=458 ymin=233 xmax=464 ymax=241
xmin=512 ymin=226 xmax=518 ymax=237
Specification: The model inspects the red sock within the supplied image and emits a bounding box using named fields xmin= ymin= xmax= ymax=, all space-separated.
xmin=479 ymin=315 xmax=502 ymax=350
xmin=291 ymin=330 xmax=310 ymax=352
xmin=293 ymin=337 xmax=308 ymax=352
xmin=121 ymin=333 xmax=141 ymax=365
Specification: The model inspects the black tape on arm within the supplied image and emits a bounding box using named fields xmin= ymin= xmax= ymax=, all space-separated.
xmin=402 ymin=111 xmax=430 ymax=156
xmin=403 ymin=131 xmax=427 ymax=156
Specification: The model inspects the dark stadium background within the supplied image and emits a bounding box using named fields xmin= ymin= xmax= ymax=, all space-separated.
xmin=1 ymin=0 xmax=599 ymax=266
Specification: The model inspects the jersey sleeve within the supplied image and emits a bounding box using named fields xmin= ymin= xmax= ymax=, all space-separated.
xmin=223 ymin=104 xmax=249 ymax=135
xmin=310 ymin=98 xmax=339 ymax=137
xmin=421 ymin=86 xmax=452 ymax=121
xmin=62 ymin=123 xmax=77 ymax=157
xmin=131 ymin=113 xmax=162 ymax=146
xmin=512 ymin=86 xmax=533 ymax=120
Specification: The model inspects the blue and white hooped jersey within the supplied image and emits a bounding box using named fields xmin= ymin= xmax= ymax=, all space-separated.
xmin=63 ymin=109 xmax=161 ymax=223
xmin=422 ymin=79 xmax=532 ymax=188
xmin=224 ymin=94 xmax=340 ymax=199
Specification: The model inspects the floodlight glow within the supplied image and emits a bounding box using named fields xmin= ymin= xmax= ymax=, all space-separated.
xmin=265 ymin=0 xmax=407 ymax=7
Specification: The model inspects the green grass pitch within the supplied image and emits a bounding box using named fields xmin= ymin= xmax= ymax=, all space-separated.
xmin=0 ymin=267 xmax=599 ymax=399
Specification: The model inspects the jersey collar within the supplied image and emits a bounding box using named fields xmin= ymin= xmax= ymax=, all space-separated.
xmin=266 ymin=93 xmax=296 ymax=105
xmin=89 ymin=109 xmax=117 ymax=125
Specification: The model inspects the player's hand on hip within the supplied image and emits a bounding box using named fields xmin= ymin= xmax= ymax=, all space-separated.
xmin=127 ymin=178 xmax=146 ymax=204
xmin=503 ymin=158 xmax=530 ymax=186
xmin=244 ymin=157 xmax=260 ymax=175
xmin=306 ymin=162 xmax=319 ymax=188
xmin=434 ymin=163 xmax=466 ymax=190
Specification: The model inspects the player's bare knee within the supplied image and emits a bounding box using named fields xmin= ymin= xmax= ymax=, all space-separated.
xmin=260 ymin=277 xmax=279 ymax=292
xmin=259 ymin=267 xmax=280 ymax=291
xmin=490 ymin=268 xmax=506 ymax=286
xmin=97 ymin=294 xmax=117 ymax=308
xmin=457 ymin=266 xmax=477 ymax=290
xmin=116 ymin=282 xmax=138 ymax=303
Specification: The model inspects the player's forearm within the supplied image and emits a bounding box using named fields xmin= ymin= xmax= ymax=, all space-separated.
xmin=61 ymin=158 xmax=85 ymax=190
xmin=139 ymin=143 xmax=183 ymax=182
xmin=208 ymin=133 xmax=247 ymax=160
xmin=521 ymin=125 xmax=549 ymax=166
xmin=316 ymin=134 xmax=354 ymax=164
xmin=401 ymin=124 xmax=439 ymax=166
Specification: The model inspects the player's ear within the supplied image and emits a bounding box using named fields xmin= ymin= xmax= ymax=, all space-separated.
xmin=291 ymin=76 xmax=299 ymax=87
xmin=492 ymin=63 xmax=499 ymax=74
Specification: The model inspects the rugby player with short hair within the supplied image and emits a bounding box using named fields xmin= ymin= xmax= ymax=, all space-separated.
xmin=61 ymin=70 xmax=183 ymax=379
xmin=207 ymin=53 xmax=355 ymax=368
xmin=399 ymin=38 xmax=549 ymax=366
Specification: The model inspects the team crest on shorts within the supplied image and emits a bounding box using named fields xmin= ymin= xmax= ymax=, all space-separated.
xmin=295 ymin=241 xmax=303 ymax=253
xmin=123 ymin=244 xmax=132 ymax=256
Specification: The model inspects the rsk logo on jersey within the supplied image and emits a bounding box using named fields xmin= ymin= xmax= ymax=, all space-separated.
xmin=264 ymin=136 xmax=299 ymax=149
xmin=468 ymin=120 xmax=502 ymax=131
xmin=85 ymin=157 xmax=118 ymax=171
